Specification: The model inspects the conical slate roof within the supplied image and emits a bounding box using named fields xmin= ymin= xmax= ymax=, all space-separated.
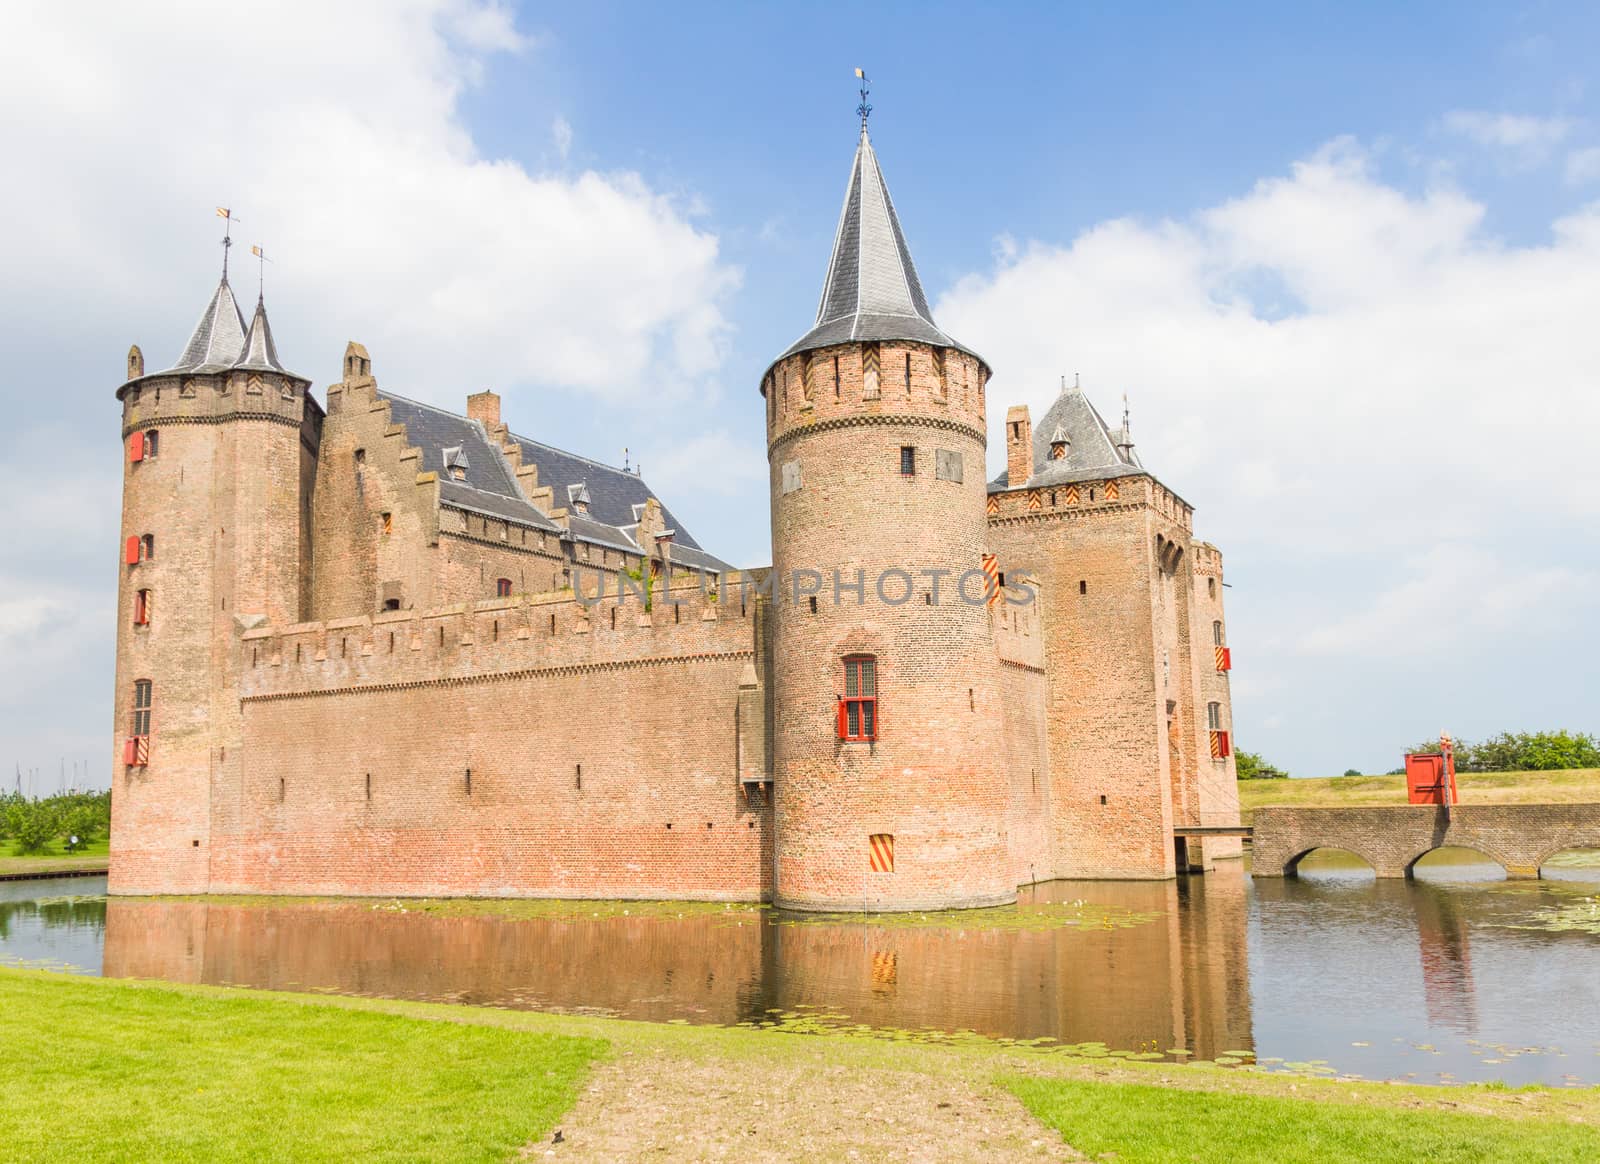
xmin=164 ymin=277 xmax=248 ymax=374
xmin=235 ymin=296 xmax=302 ymax=378
xmin=777 ymin=128 xmax=984 ymax=368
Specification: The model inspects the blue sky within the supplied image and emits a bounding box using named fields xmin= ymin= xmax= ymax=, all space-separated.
xmin=2 ymin=1 xmax=1598 ymax=791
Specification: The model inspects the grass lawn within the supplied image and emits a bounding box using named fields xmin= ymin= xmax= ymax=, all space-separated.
xmin=1004 ymin=1077 xmax=1600 ymax=1164
xmin=0 ymin=970 xmax=604 ymax=1163
xmin=0 ymin=836 xmax=110 ymax=877
xmin=1237 ymin=768 xmax=1600 ymax=824
xmin=4 ymin=969 xmax=1599 ymax=1162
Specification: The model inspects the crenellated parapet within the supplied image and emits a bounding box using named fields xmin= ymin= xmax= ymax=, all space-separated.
xmin=764 ymin=342 xmax=988 ymax=457
xmin=241 ymin=574 xmax=763 ymax=702
xmin=986 ymin=473 xmax=1193 ymax=532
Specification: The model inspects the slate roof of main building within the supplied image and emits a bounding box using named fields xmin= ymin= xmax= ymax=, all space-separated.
xmin=380 ymin=391 xmax=730 ymax=571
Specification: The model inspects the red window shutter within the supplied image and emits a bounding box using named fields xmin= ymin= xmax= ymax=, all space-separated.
xmin=129 ymin=432 xmax=145 ymax=462
xmin=1221 ymin=647 xmax=1232 ymax=671
xmin=1218 ymin=731 xmax=1231 ymax=758
xmin=836 ymin=699 xmax=847 ymax=740
xmin=123 ymin=737 xmax=137 ymax=765
xmin=125 ymin=536 xmax=141 ymax=565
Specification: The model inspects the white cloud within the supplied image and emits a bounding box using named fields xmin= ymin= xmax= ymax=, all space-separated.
xmin=552 ymin=115 xmax=574 ymax=161
xmin=640 ymin=430 xmax=770 ymax=566
xmin=0 ymin=0 xmax=738 ymax=405
xmin=0 ymin=1 xmax=742 ymax=780
xmin=939 ymin=137 xmax=1600 ymax=770
xmin=1566 ymin=146 xmax=1600 ymax=185
xmin=1442 ymin=110 xmax=1573 ymax=154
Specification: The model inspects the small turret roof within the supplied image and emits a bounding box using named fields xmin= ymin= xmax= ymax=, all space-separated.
xmin=165 ymin=277 xmax=248 ymax=374
xmin=235 ymin=296 xmax=303 ymax=379
xmin=774 ymin=128 xmax=984 ymax=370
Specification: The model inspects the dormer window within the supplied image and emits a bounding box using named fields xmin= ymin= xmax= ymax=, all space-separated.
xmin=1049 ymin=426 xmax=1069 ymax=461
xmin=442 ymin=445 xmax=469 ymax=482
xmin=568 ymin=483 xmax=591 ymax=514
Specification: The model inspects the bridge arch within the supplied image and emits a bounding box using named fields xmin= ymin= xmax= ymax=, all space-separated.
xmin=1284 ymin=846 xmax=1378 ymax=879
xmin=1536 ymin=845 xmax=1600 ymax=882
xmin=1404 ymin=845 xmax=1508 ymax=881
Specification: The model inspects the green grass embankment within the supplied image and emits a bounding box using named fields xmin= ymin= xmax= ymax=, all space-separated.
xmin=1237 ymin=769 xmax=1600 ymax=825
xmin=0 ymin=837 xmax=109 ymax=877
xmin=1005 ymin=1077 xmax=1599 ymax=1164
xmin=0 ymin=969 xmax=602 ymax=1162
xmin=3 ymin=968 xmax=1599 ymax=1163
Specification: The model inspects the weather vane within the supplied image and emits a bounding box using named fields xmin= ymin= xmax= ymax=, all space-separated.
xmin=250 ymin=245 xmax=272 ymax=302
xmin=216 ymin=207 xmax=241 ymax=279
xmin=854 ymin=67 xmax=872 ymax=131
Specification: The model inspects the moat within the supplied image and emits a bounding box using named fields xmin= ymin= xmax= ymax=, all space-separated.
xmin=4 ymin=856 xmax=1598 ymax=1087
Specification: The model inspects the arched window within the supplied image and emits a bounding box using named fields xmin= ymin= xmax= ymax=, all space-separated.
xmin=144 ymin=430 xmax=159 ymax=458
xmin=1213 ymin=619 xmax=1224 ymax=645
xmin=1207 ymin=701 xmax=1222 ymax=731
xmin=133 ymin=589 xmax=151 ymax=626
xmin=837 ymin=655 xmax=878 ymax=741
xmin=496 ymin=578 xmax=513 ymax=598
xmin=141 ymin=534 xmax=155 ymax=561
xmin=1207 ymin=576 xmax=1217 ymax=599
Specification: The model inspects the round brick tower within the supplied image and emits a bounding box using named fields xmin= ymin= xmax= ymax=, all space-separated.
xmin=110 ymin=258 xmax=319 ymax=896
xmin=764 ymin=124 xmax=1012 ymax=911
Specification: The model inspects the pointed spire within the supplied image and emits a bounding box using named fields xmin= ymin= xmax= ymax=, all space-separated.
xmin=235 ymin=295 xmax=298 ymax=376
xmin=163 ymin=277 xmax=248 ymax=374
xmin=775 ymin=118 xmax=985 ymax=368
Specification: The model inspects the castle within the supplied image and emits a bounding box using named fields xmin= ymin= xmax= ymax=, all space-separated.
xmin=110 ymin=118 xmax=1242 ymax=910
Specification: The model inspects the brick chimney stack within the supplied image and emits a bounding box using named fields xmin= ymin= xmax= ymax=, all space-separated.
xmin=1005 ymin=404 xmax=1033 ymax=487
xmin=467 ymin=389 xmax=500 ymax=429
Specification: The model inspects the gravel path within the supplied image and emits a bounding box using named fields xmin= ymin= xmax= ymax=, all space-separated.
xmin=527 ymin=1046 xmax=1081 ymax=1162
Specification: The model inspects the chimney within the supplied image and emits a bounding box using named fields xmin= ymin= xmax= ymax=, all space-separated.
xmin=127 ymin=344 xmax=144 ymax=380
xmin=1005 ymin=404 xmax=1033 ymax=488
xmin=467 ymin=389 xmax=500 ymax=429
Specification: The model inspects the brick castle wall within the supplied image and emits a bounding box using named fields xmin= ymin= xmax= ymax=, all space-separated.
xmin=213 ymin=580 xmax=770 ymax=898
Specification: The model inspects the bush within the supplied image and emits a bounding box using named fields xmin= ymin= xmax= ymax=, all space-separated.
xmin=1342 ymin=768 xmax=1361 ymax=777
xmin=1405 ymin=730 xmax=1600 ymax=773
xmin=1235 ymin=750 xmax=1288 ymax=780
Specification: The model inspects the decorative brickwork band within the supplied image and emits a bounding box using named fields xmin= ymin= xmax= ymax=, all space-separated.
xmin=767 ymin=412 xmax=985 ymax=457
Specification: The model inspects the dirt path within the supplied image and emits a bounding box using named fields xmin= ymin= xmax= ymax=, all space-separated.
xmin=528 ymin=1046 xmax=1080 ymax=1162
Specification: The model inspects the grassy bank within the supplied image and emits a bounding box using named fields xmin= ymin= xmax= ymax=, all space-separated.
xmin=3 ymin=968 xmax=1598 ymax=1162
xmin=1237 ymin=768 xmax=1600 ymax=824
xmin=0 ymin=837 xmax=109 ymax=877
xmin=0 ymin=969 xmax=601 ymax=1162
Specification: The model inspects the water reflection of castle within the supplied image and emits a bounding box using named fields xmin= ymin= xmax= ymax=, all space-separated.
xmin=102 ymin=872 xmax=1255 ymax=1058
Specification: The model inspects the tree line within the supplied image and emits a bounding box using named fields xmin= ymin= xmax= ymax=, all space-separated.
xmin=1235 ymin=729 xmax=1600 ymax=781
xmin=0 ymin=790 xmax=111 ymax=854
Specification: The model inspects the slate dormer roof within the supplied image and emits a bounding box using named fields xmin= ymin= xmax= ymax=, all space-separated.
xmin=774 ymin=127 xmax=985 ymax=371
xmin=165 ymin=277 xmax=249 ymax=374
xmin=989 ymin=386 xmax=1145 ymax=492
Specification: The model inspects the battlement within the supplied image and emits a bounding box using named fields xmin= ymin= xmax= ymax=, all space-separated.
xmin=764 ymin=342 xmax=987 ymax=456
xmin=1191 ymin=541 xmax=1225 ymax=577
xmin=986 ymin=473 xmax=1193 ymax=532
xmin=119 ymin=369 xmax=321 ymax=440
xmin=240 ymin=573 xmax=762 ymax=701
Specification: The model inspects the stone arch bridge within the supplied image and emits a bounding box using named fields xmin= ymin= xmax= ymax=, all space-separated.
xmin=1251 ymin=804 xmax=1600 ymax=879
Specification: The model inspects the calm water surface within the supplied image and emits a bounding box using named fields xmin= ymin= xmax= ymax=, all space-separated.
xmin=4 ymin=856 xmax=1598 ymax=1087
